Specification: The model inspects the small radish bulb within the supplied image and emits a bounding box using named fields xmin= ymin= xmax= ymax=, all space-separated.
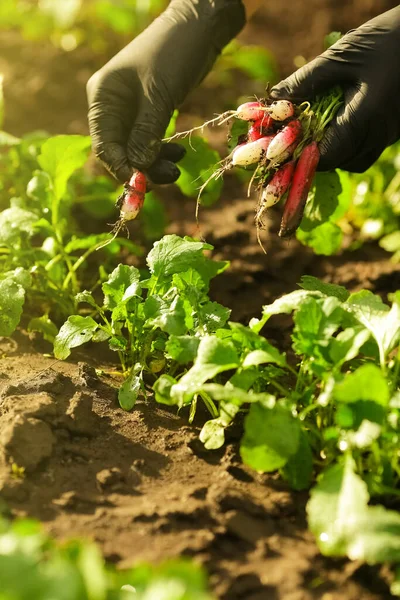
xmin=266 ymin=120 xmax=302 ymax=161
xmin=260 ymin=161 xmax=295 ymax=209
xmin=267 ymin=100 xmax=294 ymax=121
xmin=116 ymin=170 xmax=147 ymax=221
xmin=231 ymin=136 xmax=274 ymax=167
xmin=236 ymin=101 xmax=266 ymax=122
xmin=247 ymin=125 xmax=264 ymax=142
xmin=253 ymin=114 xmax=274 ymax=131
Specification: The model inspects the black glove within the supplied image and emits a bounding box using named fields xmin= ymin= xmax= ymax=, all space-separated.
xmin=271 ymin=7 xmax=400 ymax=173
xmin=87 ymin=0 xmax=245 ymax=184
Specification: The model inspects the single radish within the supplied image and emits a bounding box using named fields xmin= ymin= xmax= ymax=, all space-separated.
xmin=266 ymin=119 xmax=302 ymax=161
xmin=267 ymin=100 xmax=294 ymax=121
xmin=236 ymin=101 xmax=266 ymax=122
xmin=270 ymin=141 xmax=298 ymax=166
xmin=279 ymin=142 xmax=320 ymax=237
xmin=259 ymin=161 xmax=295 ymax=209
xmin=116 ymin=170 xmax=147 ymax=221
xmin=231 ymin=136 xmax=274 ymax=167
xmin=247 ymin=124 xmax=265 ymax=142
xmin=253 ymin=114 xmax=274 ymax=131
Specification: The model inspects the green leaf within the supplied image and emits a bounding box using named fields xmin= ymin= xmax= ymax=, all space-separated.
xmin=347 ymin=506 xmax=400 ymax=563
xmin=242 ymin=347 xmax=286 ymax=368
xmin=119 ymin=369 xmax=142 ymax=410
xmin=307 ymin=455 xmax=369 ymax=556
xmin=75 ymin=291 xmax=99 ymax=310
xmin=26 ymin=170 xmax=52 ymax=203
xmin=176 ymin=137 xmax=223 ymax=207
xmin=300 ymin=171 xmax=342 ymax=229
xmin=0 ymin=278 xmax=26 ymax=336
xmin=0 ymin=130 xmax=21 ymax=146
xmin=292 ymin=296 xmax=343 ymax=358
xmin=147 ymin=235 xmax=212 ymax=280
xmin=38 ymin=135 xmax=91 ymax=201
xmin=201 ymin=383 xmax=276 ymax=407
xmin=240 ymin=404 xmax=301 ymax=472
xmin=0 ymin=207 xmax=40 ymax=245
xmin=199 ymin=301 xmax=231 ymax=333
xmin=281 ymin=429 xmax=313 ymax=491
xmin=102 ymin=264 xmax=141 ymax=309
xmin=144 ymin=295 xmax=187 ymax=336
xmin=334 ymin=364 xmax=389 ymax=406
xmin=329 ymin=327 xmax=371 ymax=365
xmin=170 ymin=337 xmax=239 ymax=405
xmin=199 ymin=402 xmax=239 ymax=450
xmin=153 ymin=374 xmax=178 ymax=405
xmin=251 ymin=289 xmax=323 ymax=333
xmin=54 ymin=316 xmax=98 ymax=360
xmin=345 ymin=290 xmax=400 ymax=363
xmin=299 ymin=275 xmax=349 ymax=302
xmin=227 ymin=118 xmax=249 ymax=152
xmin=147 ymin=235 xmax=229 ymax=293
xmin=27 ymin=315 xmax=58 ymax=343
xmin=165 ymin=336 xmax=200 ymax=364
xmin=297 ymin=221 xmax=343 ymax=255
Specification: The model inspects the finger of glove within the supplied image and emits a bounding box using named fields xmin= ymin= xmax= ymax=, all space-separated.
xmin=270 ymin=54 xmax=350 ymax=102
xmin=88 ymin=102 xmax=133 ymax=182
xmin=336 ymin=115 xmax=393 ymax=173
xmin=127 ymin=99 xmax=173 ymax=170
xmin=159 ymin=142 xmax=186 ymax=163
xmin=146 ymin=159 xmax=181 ymax=184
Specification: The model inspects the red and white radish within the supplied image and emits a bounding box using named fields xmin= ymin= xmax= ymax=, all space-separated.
xmin=259 ymin=161 xmax=295 ymax=210
xmin=247 ymin=124 xmax=265 ymax=142
xmin=266 ymin=119 xmax=302 ymax=161
xmin=231 ymin=136 xmax=274 ymax=167
xmin=279 ymin=142 xmax=320 ymax=237
xmin=267 ymin=100 xmax=294 ymax=121
xmin=116 ymin=171 xmax=146 ymax=221
xmin=236 ymin=101 xmax=266 ymax=122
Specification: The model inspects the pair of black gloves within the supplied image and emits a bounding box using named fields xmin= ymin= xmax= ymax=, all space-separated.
xmin=86 ymin=1 xmax=400 ymax=185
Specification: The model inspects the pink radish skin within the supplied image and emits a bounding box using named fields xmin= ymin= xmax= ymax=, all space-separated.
xmin=279 ymin=142 xmax=320 ymax=237
xmin=267 ymin=100 xmax=294 ymax=121
xmin=128 ymin=171 xmax=146 ymax=193
xmin=253 ymin=114 xmax=274 ymax=131
xmin=236 ymin=101 xmax=266 ymax=122
xmin=260 ymin=161 xmax=295 ymax=209
xmin=117 ymin=170 xmax=147 ymax=221
xmin=231 ymin=136 xmax=274 ymax=167
xmin=266 ymin=119 xmax=302 ymax=161
xmin=247 ymin=125 xmax=265 ymax=142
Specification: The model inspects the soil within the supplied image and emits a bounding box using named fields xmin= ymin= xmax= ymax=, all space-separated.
xmin=1 ymin=1 xmax=400 ymax=598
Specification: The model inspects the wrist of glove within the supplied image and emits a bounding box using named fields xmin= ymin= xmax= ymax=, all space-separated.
xmin=87 ymin=0 xmax=245 ymax=184
xmin=271 ymin=7 xmax=400 ymax=173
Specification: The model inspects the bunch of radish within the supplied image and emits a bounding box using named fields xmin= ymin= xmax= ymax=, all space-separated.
xmin=167 ymin=88 xmax=342 ymax=245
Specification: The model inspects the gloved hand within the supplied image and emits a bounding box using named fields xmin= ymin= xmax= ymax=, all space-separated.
xmin=270 ymin=6 xmax=400 ymax=173
xmin=87 ymin=0 xmax=245 ymax=184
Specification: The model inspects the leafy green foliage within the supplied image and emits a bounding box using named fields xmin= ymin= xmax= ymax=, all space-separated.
xmin=57 ymin=236 xmax=231 ymax=410
xmin=0 ymin=517 xmax=214 ymax=600
xmin=0 ymin=131 xmax=141 ymax=336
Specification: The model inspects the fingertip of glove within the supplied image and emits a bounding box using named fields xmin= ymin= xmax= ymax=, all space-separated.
xmin=159 ymin=143 xmax=187 ymax=163
xmin=269 ymin=84 xmax=290 ymax=100
xmin=146 ymin=159 xmax=181 ymax=185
